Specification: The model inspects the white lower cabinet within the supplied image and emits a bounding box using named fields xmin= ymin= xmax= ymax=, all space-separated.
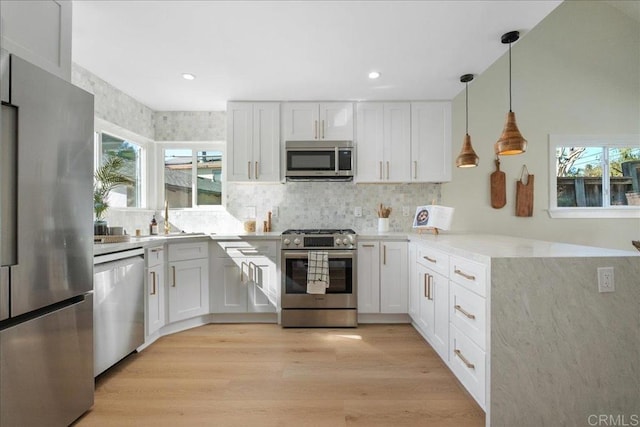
xmin=167 ymin=242 xmax=209 ymax=322
xmin=357 ymin=240 xmax=407 ymax=314
xmin=410 ymin=240 xmax=488 ymax=410
xmin=212 ymin=240 xmax=277 ymax=313
xmin=146 ymin=245 xmax=165 ymax=337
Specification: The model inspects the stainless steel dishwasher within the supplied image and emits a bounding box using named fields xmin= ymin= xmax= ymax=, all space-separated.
xmin=93 ymin=248 xmax=145 ymax=376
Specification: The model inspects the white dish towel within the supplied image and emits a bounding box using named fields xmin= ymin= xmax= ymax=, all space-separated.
xmin=307 ymin=251 xmax=330 ymax=294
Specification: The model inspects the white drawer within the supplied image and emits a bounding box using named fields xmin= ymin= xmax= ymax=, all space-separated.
xmin=450 ymin=282 xmax=486 ymax=350
xmin=415 ymin=245 xmax=449 ymax=276
xmin=146 ymin=245 xmax=165 ymax=267
xmin=168 ymin=241 xmax=208 ymax=261
xmin=449 ymin=256 xmax=487 ymax=297
xmin=449 ymin=324 xmax=486 ymax=409
xmin=215 ymin=240 xmax=277 ymax=259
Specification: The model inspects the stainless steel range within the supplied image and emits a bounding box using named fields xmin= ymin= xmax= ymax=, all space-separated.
xmin=280 ymin=229 xmax=357 ymax=327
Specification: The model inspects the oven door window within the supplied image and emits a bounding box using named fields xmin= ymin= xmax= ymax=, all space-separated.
xmin=287 ymin=151 xmax=335 ymax=171
xmin=284 ymin=256 xmax=353 ymax=294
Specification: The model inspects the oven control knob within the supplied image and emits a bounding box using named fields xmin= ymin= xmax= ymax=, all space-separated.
xmin=293 ymin=238 xmax=301 ymax=246
xmin=335 ymin=238 xmax=342 ymax=246
xmin=345 ymin=235 xmax=354 ymax=243
xmin=283 ymin=238 xmax=291 ymax=246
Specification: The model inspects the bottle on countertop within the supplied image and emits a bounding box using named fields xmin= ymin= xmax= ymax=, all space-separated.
xmin=150 ymin=215 xmax=158 ymax=235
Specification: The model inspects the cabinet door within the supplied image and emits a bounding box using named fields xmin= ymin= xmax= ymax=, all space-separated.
xmin=320 ymin=102 xmax=353 ymax=140
xmin=282 ymin=103 xmax=319 ymax=140
xmin=0 ymin=0 xmax=72 ymax=81
xmin=356 ymin=241 xmax=380 ymax=313
xmin=355 ymin=103 xmax=384 ymax=183
xmin=253 ymin=103 xmax=280 ymax=182
xmin=248 ymin=259 xmax=276 ymax=313
xmin=168 ymin=259 xmax=209 ymax=322
xmin=417 ymin=264 xmax=434 ymax=336
xmin=431 ymin=270 xmax=449 ymax=360
xmin=213 ymin=257 xmax=248 ymax=313
xmin=383 ymin=103 xmax=411 ymax=182
xmin=411 ymin=102 xmax=452 ymax=182
xmin=408 ymin=244 xmax=419 ymax=321
xmin=146 ymin=264 xmax=165 ymax=336
xmin=227 ymin=102 xmax=254 ymax=181
xmin=380 ymin=241 xmax=408 ymax=313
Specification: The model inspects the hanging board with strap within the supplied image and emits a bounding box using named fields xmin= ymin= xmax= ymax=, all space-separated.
xmin=516 ymin=165 xmax=534 ymax=217
xmin=490 ymin=158 xmax=506 ymax=209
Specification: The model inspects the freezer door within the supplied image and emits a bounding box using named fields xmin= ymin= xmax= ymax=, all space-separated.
xmin=9 ymin=55 xmax=94 ymax=316
xmin=0 ymin=294 xmax=94 ymax=426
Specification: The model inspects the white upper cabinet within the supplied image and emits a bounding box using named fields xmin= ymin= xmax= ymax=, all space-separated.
xmin=0 ymin=0 xmax=71 ymax=81
xmin=282 ymin=102 xmax=353 ymax=141
xmin=411 ymin=102 xmax=452 ymax=183
xmin=227 ymin=102 xmax=280 ymax=182
xmin=356 ymin=102 xmax=411 ymax=183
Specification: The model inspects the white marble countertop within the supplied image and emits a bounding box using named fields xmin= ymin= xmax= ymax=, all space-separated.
xmin=408 ymin=232 xmax=639 ymax=261
xmin=358 ymin=233 xmax=410 ymax=241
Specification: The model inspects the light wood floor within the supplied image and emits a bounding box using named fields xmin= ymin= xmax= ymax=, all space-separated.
xmin=74 ymin=324 xmax=485 ymax=426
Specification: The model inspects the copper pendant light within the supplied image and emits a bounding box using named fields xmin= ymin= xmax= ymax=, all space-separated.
xmin=495 ymin=31 xmax=527 ymax=156
xmin=456 ymin=74 xmax=479 ymax=168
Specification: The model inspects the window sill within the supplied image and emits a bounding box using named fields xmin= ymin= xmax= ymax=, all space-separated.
xmin=547 ymin=207 xmax=640 ymax=219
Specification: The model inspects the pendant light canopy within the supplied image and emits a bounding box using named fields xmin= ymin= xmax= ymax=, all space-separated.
xmin=456 ymin=73 xmax=479 ymax=168
xmin=495 ymin=30 xmax=527 ymax=156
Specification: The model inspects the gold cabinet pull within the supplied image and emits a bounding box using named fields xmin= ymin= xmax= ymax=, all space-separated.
xmin=427 ymin=274 xmax=433 ymax=300
xmin=423 ymin=256 xmax=437 ymax=263
xmin=379 ymin=161 xmax=383 ymax=180
xmin=150 ymin=271 xmax=157 ymax=295
xmin=255 ymin=161 xmax=259 ymax=180
xmin=362 ymin=244 xmax=375 ymax=248
xmin=386 ymin=161 xmax=390 ymax=180
xmin=321 ymin=120 xmax=325 ymax=139
xmin=314 ymin=120 xmax=318 ymax=139
xmin=383 ymin=245 xmax=386 ymax=265
xmin=414 ymin=160 xmax=417 ymax=179
xmin=454 ymin=268 xmax=476 ymax=281
xmin=171 ymin=266 xmax=176 ymax=287
xmin=247 ymin=161 xmax=252 ymax=179
xmin=150 ymin=247 xmax=163 ymax=253
xmin=455 ymin=304 xmax=476 ymax=319
xmin=454 ymin=349 xmax=475 ymax=369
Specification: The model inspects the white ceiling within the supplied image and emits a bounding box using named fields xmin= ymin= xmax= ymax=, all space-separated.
xmin=72 ymin=0 xmax=562 ymax=111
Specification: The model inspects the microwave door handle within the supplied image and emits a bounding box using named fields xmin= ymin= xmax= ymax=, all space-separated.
xmin=335 ymin=147 xmax=339 ymax=174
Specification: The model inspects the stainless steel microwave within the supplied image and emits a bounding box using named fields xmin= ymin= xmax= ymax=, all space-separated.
xmin=285 ymin=140 xmax=354 ymax=180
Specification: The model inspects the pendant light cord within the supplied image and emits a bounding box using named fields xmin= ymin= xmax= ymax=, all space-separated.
xmin=465 ymin=81 xmax=469 ymax=135
xmin=508 ymin=42 xmax=512 ymax=112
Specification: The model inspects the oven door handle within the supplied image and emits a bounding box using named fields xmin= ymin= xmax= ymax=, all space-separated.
xmin=282 ymin=251 xmax=355 ymax=259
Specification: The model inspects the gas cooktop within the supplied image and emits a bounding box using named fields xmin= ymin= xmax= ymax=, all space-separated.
xmin=281 ymin=229 xmax=356 ymax=235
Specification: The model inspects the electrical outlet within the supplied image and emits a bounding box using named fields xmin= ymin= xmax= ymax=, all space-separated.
xmin=597 ymin=267 xmax=615 ymax=293
xmin=354 ymin=207 xmax=362 ymax=217
xmin=403 ymin=206 xmax=411 ymax=217
xmin=271 ymin=206 xmax=279 ymax=217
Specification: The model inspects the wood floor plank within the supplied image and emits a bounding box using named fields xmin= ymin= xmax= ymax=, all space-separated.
xmin=74 ymin=324 xmax=485 ymax=426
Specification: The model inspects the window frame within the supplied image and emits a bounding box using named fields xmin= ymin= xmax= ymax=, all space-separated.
xmin=548 ymin=134 xmax=640 ymax=219
xmin=156 ymin=141 xmax=226 ymax=211
xmin=94 ymin=118 xmax=151 ymax=211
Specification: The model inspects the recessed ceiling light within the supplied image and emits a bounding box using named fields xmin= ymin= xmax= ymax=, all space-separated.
xmin=368 ymin=71 xmax=381 ymax=80
xmin=182 ymin=73 xmax=196 ymax=81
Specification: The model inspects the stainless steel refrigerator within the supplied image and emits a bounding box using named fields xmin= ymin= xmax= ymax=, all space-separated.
xmin=0 ymin=51 xmax=95 ymax=425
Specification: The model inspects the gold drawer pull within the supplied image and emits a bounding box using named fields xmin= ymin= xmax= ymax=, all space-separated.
xmin=362 ymin=244 xmax=375 ymax=248
xmin=454 ymin=349 xmax=475 ymax=369
xmin=454 ymin=304 xmax=476 ymax=319
xmin=454 ymin=268 xmax=476 ymax=281
xmin=150 ymin=248 xmax=163 ymax=253
xmin=423 ymin=256 xmax=437 ymax=263
xmin=172 ymin=266 xmax=176 ymax=287
xmin=424 ymin=274 xmax=428 ymax=298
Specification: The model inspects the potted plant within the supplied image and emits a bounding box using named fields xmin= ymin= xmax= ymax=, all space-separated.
xmin=93 ymin=156 xmax=133 ymax=235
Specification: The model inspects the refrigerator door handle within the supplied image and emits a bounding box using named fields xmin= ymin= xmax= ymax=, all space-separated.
xmin=0 ymin=267 xmax=8 ymax=321
xmin=1 ymin=103 xmax=18 ymax=269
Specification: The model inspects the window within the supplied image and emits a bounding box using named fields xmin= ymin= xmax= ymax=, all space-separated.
xmin=100 ymin=133 xmax=144 ymax=208
xmin=549 ymin=135 xmax=640 ymax=218
xmin=163 ymin=148 xmax=223 ymax=208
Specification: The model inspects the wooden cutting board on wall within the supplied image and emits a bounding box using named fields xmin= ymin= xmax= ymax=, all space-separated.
xmin=516 ymin=166 xmax=534 ymax=217
xmin=490 ymin=158 xmax=506 ymax=209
